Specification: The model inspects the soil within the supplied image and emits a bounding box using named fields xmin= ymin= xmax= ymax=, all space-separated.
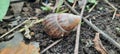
xmin=0 ymin=0 xmax=120 ymax=54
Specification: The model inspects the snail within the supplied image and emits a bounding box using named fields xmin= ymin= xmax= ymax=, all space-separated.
xmin=42 ymin=13 xmax=81 ymax=38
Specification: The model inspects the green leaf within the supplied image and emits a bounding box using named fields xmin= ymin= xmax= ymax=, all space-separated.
xmin=0 ymin=0 xmax=10 ymax=21
xmin=87 ymin=0 xmax=97 ymax=4
xmin=41 ymin=6 xmax=51 ymax=11
xmin=67 ymin=0 xmax=74 ymax=3
xmin=86 ymin=5 xmax=90 ymax=10
xmin=55 ymin=0 xmax=64 ymax=13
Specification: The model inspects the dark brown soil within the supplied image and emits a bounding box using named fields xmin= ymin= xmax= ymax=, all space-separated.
xmin=0 ymin=0 xmax=120 ymax=54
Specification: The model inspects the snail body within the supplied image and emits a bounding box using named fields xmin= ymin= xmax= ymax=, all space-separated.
xmin=42 ymin=13 xmax=81 ymax=38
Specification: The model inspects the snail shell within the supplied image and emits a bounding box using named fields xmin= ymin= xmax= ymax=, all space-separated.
xmin=42 ymin=13 xmax=81 ymax=38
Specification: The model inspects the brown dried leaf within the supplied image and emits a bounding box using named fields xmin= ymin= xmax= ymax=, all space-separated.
xmin=0 ymin=27 xmax=7 ymax=34
xmin=93 ymin=33 xmax=108 ymax=54
xmin=0 ymin=42 xmax=40 ymax=54
xmin=35 ymin=8 xmax=41 ymax=14
xmin=116 ymin=14 xmax=120 ymax=17
xmin=11 ymin=2 xmax=24 ymax=15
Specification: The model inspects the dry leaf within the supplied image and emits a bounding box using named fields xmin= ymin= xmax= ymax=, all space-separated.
xmin=24 ymin=25 xmax=31 ymax=39
xmin=0 ymin=27 xmax=7 ymax=34
xmin=11 ymin=2 xmax=24 ymax=15
xmin=0 ymin=42 xmax=40 ymax=54
xmin=4 ymin=15 xmax=14 ymax=20
xmin=24 ymin=20 xmax=36 ymax=39
xmin=35 ymin=8 xmax=41 ymax=14
xmin=116 ymin=14 xmax=120 ymax=17
xmin=93 ymin=33 xmax=108 ymax=54
xmin=0 ymin=32 xmax=39 ymax=54
xmin=0 ymin=32 xmax=23 ymax=49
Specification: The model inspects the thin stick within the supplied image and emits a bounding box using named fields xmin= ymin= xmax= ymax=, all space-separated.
xmin=88 ymin=1 xmax=98 ymax=12
xmin=74 ymin=25 xmax=80 ymax=54
xmin=64 ymin=0 xmax=79 ymax=14
xmin=104 ymin=0 xmax=117 ymax=19
xmin=65 ymin=0 xmax=120 ymax=50
xmin=83 ymin=17 xmax=120 ymax=50
xmin=40 ymin=39 xmax=62 ymax=54
xmin=5 ymin=19 xmax=44 ymax=39
xmin=72 ymin=0 xmax=77 ymax=8
xmin=0 ymin=20 xmax=28 ymax=38
xmin=19 ymin=19 xmax=44 ymax=32
xmin=93 ymin=10 xmax=114 ymax=18
xmin=74 ymin=0 xmax=87 ymax=54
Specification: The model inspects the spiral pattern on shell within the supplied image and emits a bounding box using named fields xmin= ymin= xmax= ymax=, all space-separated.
xmin=42 ymin=13 xmax=81 ymax=38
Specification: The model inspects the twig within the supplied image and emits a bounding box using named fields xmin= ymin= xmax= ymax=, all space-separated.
xmin=83 ymin=17 xmax=120 ymax=50
xmin=5 ymin=19 xmax=44 ymax=39
xmin=19 ymin=19 xmax=44 ymax=32
xmin=88 ymin=1 xmax=98 ymax=12
xmin=72 ymin=0 xmax=77 ymax=8
xmin=75 ymin=0 xmax=87 ymax=54
xmin=64 ymin=0 xmax=87 ymax=54
xmin=93 ymin=10 xmax=114 ymax=18
xmin=104 ymin=0 xmax=117 ymax=19
xmin=74 ymin=25 xmax=81 ymax=54
xmin=64 ymin=0 xmax=120 ymax=50
xmin=40 ymin=39 xmax=62 ymax=54
xmin=64 ymin=0 xmax=79 ymax=14
xmin=0 ymin=20 xmax=28 ymax=38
